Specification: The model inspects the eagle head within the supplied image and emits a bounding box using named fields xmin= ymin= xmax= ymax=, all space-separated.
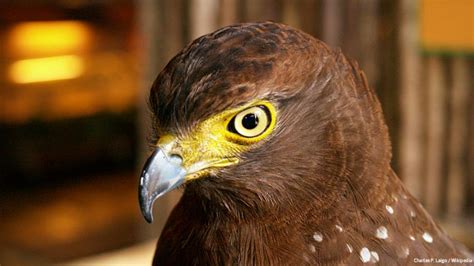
xmin=139 ymin=22 xmax=391 ymax=224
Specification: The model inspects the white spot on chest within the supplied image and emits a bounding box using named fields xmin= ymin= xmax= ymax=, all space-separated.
xmin=360 ymin=247 xmax=371 ymax=263
xmin=370 ymin=251 xmax=380 ymax=262
xmin=385 ymin=205 xmax=394 ymax=214
xmin=409 ymin=235 xmax=415 ymax=241
xmin=375 ymin=226 xmax=388 ymax=239
xmin=313 ymin=232 xmax=323 ymax=242
xmin=422 ymin=232 xmax=433 ymax=243
xmin=335 ymin=224 xmax=343 ymax=232
xmin=360 ymin=247 xmax=381 ymax=263
xmin=401 ymin=247 xmax=410 ymax=258
xmin=346 ymin=243 xmax=353 ymax=253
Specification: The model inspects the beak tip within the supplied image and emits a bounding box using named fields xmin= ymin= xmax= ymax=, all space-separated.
xmin=139 ymin=200 xmax=154 ymax=223
xmin=139 ymin=191 xmax=154 ymax=223
xmin=144 ymin=212 xmax=153 ymax=224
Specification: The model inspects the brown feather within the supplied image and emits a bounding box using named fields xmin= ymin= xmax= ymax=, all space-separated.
xmin=148 ymin=22 xmax=472 ymax=265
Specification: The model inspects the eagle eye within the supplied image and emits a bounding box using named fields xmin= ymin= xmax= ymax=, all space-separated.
xmin=228 ymin=106 xmax=271 ymax=138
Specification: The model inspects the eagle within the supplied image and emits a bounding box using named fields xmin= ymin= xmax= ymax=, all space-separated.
xmin=138 ymin=22 xmax=473 ymax=265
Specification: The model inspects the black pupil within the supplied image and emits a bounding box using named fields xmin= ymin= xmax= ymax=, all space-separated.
xmin=242 ymin=113 xmax=258 ymax=130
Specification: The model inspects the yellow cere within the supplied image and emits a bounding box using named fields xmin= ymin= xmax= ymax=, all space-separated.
xmin=157 ymin=100 xmax=277 ymax=181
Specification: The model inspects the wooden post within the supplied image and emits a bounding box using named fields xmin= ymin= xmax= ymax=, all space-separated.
xmin=190 ymin=0 xmax=219 ymax=39
xmin=242 ymin=0 xmax=280 ymax=22
xmin=342 ymin=0 xmax=359 ymax=58
xmin=469 ymin=60 xmax=474 ymax=217
xmin=218 ymin=0 xmax=238 ymax=27
xmin=424 ymin=56 xmax=446 ymax=216
xmin=357 ymin=0 xmax=378 ymax=86
xmin=447 ymin=57 xmax=469 ymax=217
xmin=299 ymin=0 xmax=322 ymax=38
xmin=322 ymin=0 xmax=343 ymax=48
xmin=282 ymin=0 xmax=301 ymax=29
xmin=398 ymin=0 xmax=424 ymax=200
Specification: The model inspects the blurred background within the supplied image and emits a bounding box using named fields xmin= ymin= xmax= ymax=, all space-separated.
xmin=0 ymin=0 xmax=472 ymax=264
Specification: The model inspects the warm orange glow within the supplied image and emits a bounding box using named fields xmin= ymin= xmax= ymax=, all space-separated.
xmin=9 ymin=55 xmax=85 ymax=84
xmin=421 ymin=0 xmax=474 ymax=52
xmin=9 ymin=21 xmax=91 ymax=56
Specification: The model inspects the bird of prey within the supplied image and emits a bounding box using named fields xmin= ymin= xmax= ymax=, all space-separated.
xmin=139 ymin=22 xmax=473 ymax=265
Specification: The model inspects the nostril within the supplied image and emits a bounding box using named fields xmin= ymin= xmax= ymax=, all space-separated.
xmin=168 ymin=154 xmax=183 ymax=165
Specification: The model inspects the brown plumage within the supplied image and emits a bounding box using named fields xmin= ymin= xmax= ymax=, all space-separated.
xmin=145 ymin=22 xmax=473 ymax=265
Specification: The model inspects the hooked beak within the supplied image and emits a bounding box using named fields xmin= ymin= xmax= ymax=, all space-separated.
xmin=138 ymin=135 xmax=239 ymax=223
xmin=139 ymin=148 xmax=186 ymax=223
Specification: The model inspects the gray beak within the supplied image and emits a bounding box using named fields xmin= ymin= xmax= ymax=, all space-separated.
xmin=139 ymin=148 xmax=186 ymax=223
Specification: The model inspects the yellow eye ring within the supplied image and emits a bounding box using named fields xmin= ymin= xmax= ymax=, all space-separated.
xmin=228 ymin=105 xmax=271 ymax=138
